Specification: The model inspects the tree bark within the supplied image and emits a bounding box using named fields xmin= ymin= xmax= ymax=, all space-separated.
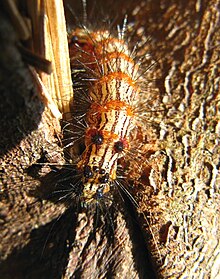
xmin=0 ymin=0 xmax=219 ymax=279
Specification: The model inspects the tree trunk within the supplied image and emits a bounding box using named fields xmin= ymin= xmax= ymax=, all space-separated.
xmin=0 ymin=0 xmax=219 ymax=278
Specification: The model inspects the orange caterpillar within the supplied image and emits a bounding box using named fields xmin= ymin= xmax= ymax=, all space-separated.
xmin=68 ymin=25 xmax=141 ymax=204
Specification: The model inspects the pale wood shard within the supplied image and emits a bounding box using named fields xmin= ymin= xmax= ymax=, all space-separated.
xmin=27 ymin=0 xmax=73 ymax=118
xmin=43 ymin=0 xmax=74 ymax=115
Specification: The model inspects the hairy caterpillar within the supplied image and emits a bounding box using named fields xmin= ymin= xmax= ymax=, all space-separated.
xmin=66 ymin=18 xmax=153 ymax=205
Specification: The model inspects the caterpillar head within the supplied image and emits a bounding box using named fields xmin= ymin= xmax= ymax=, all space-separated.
xmin=77 ymin=129 xmax=128 ymax=203
xmin=80 ymin=164 xmax=112 ymax=203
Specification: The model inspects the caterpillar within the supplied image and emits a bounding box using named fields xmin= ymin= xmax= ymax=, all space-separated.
xmin=66 ymin=19 xmax=149 ymax=205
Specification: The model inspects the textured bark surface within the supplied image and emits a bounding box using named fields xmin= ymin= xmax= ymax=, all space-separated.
xmin=0 ymin=1 xmax=219 ymax=279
